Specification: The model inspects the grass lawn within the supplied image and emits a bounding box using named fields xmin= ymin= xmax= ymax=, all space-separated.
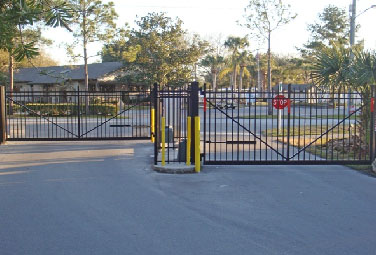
xmin=274 ymin=130 xmax=375 ymax=177
xmin=264 ymin=125 xmax=350 ymax=137
xmin=312 ymin=114 xmax=357 ymax=120
xmin=239 ymin=115 xmax=306 ymax=119
xmin=345 ymin=164 xmax=376 ymax=176
xmin=307 ymin=146 xmax=375 ymax=177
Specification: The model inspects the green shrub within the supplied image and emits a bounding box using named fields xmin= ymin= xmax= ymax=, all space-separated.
xmin=121 ymin=93 xmax=150 ymax=104
xmin=6 ymin=103 xmax=20 ymax=113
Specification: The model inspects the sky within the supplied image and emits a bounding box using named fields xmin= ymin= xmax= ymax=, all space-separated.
xmin=43 ymin=0 xmax=376 ymax=65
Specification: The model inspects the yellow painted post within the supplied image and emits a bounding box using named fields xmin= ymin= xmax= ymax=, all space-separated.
xmin=186 ymin=117 xmax=191 ymax=165
xmin=151 ymin=108 xmax=155 ymax=143
xmin=194 ymin=116 xmax=200 ymax=173
xmin=161 ymin=117 xmax=166 ymax=166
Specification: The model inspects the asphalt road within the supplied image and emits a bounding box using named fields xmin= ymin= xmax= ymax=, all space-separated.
xmin=1 ymin=141 xmax=376 ymax=255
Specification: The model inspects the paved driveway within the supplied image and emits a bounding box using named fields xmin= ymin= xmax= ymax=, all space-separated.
xmin=0 ymin=141 xmax=376 ymax=255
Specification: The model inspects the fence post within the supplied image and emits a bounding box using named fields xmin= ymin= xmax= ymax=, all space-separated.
xmin=161 ymin=116 xmax=166 ymax=166
xmin=153 ymin=83 xmax=158 ymax=165
xmin=194 ymin=115 xmax=200 ymax=172
xmin=190 ymin=82 xmax=200 ymax=172
xmin=0 ymin=86 xmax=6 ymax=144
xmin=203 ymin=83 xmax=206 ymax=165
xmin=77 ymin=87 xmax=81 ymax=138
xmin=370 ymin=85 xmax=375 ymax=161
xmin=151 ymin=86 xmax=155 ymax=143
xmin=286 ymin=84 xmax=291 ymax=161
xmin=186 ymin=116 xmax=191 ymax=166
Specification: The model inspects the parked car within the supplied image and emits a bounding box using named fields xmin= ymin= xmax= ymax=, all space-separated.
xmin=216 ymin=102 xmax=236 ymax=110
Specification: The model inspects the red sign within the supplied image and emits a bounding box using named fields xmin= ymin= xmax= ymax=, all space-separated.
xmin=273 ymin=95 xmax=288 ymax=109
xmin=371 ymin=98 xmax=374 ymax=113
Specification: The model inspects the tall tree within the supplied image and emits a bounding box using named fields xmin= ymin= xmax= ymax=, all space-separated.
xmin=102 ymin=13 xmax=208 ymax=87
xmin=237 ymin=51 xmax=252 ymax=91
xmin=224 ymin=36 xmax=249 ymax=90
xmin=67 ymin=0 xmax=118 ymax=91
xmin=243 ymin=0 xmax=296 ymax=114
xmin=300 ymin=5 xmax=351 ymax=57
xmin=272 ymin=55 xmax=307 ymax=84
xmin=0 ymin=0 xmax=71 ymax=112
xmin=0 ymin=0 xmax=71 ymax=60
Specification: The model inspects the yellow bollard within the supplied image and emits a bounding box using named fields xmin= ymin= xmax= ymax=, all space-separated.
xmin=161 ymin=117 xmax=166 ymax=166
xmin=151 ymin=108 xmax=155 ymax=143
xmin=186 ymin=117 xmax=191 ymax=166
xmin=194 ymin=116 xmax=200 ymax=173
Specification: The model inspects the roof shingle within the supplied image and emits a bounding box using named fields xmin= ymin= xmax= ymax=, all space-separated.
xmin=14 ymin=62 xmax=123 ymax=84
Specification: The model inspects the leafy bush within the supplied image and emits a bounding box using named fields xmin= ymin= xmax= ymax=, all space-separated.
xmin=6 ymin=103 xmax=21 ymax=113
xmin=121 ymin=93 xmax=150 ymax=105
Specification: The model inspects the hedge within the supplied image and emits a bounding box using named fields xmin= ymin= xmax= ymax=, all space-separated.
xmin=6 ymin=103 xmax=21 ymax=112
xmin=18 ymin=103 xmax=118 ymax=116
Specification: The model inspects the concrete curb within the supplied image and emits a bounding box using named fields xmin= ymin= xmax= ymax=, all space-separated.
xmin=152 ymin=164 xmax=196 ymax=174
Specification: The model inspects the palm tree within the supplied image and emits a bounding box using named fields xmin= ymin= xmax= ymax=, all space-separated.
xmin=311 ymin=45 xmax=351 ymax=90
xmin=350 ymin=50 xmax=376 ymax=91
xmin=311 ymin=45 xmax=376 ymax=153
xmin=224 ymin=36 xmax=249 ymax=90
xmin=218 ymin=57 xmax=251 ymax=90
xmin=237 ymin=51 xmax=252 ymax=91
xmin=201 ymin=54 xmax=225 ymax=90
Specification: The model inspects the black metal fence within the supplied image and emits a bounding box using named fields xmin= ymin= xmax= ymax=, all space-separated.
xmin=5 ymin=89 xmax=151 ymax=140
xmin=203 ymin=85 xmax=375 ymax=165
xmin=0 ymin=86 xmax=6 ymax=144
xmin=2 ymin=83 xmax=375 ymax=167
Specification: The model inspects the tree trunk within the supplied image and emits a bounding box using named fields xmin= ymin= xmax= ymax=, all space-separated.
xmin=239 ymin=67 xmax=244 ymax=91
xmin=82 ymin=2 xmax=89 ymax=113
xmin=257 ymin=53 xmax=261 ymax=91
xmin=83 ymin=42 xmax=89 ymax=90
xmin=232 ymin=66 xmax=237 ymax=91
xmin=83 ymin=11 xmax=89 ymax=91
xmin=267 ymin=32 xmax=272 ymax=115
xmin=212 ymin=70 xmax=217 ymax=91
xmin=8 ymin=54 xmax=14 ymax=115
xmin=84 ymin=44 xmax=88 ymax=91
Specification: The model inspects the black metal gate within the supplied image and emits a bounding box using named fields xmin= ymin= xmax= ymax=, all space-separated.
xmin=5 ymin=90 xmax=151 ymax=140
xmin=152 ymin=82 xmax=200 ymax=167
xmin=203 ymin=85 xmax=375 ymax=165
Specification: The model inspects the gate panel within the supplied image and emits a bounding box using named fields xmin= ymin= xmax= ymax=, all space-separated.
xmin=204 ymin=86 xmax=374 ymax=165
xmin=5 ymin=90 xmax=151 ymax=140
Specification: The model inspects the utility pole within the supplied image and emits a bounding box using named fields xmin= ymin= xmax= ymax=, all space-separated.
xmin=348 ymin=0 xmax=356 ymax=115
xmin=349 ymin=0 xmax=356 ymax=49
xmin=348 ymin=2 xmax=376 ymax=114
xmin=267 ymin=32 xmax=272 ymax=115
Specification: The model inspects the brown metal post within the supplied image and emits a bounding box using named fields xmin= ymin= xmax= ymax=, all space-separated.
xmin=370 ymin=85 xmax=376 ymax=161
xmin=0 ymin=86 xmax=6 ymax=144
